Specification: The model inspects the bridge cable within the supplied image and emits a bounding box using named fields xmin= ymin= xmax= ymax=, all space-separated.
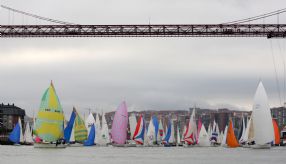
xmin=1 ymin=5 xmax=78 ymax=25
xmin=223 ymin=8 xmax=286 ymax=24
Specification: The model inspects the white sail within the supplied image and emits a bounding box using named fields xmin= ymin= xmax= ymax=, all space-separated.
xmin=212 ymin=120 xmax=216 ymax=133
xmin=252 ymin=81 xmax=274 ymax=146
xmin=218 ymin=131 xmax=224 ymax=144
xmin=144 ymin=123 xmax=148 ymax=146
xmin=70 ymin=121 xmax=75 ymax=142
xmin=18 ymin=118 xmax=24 ymax=143
xmin=221 ymin=125 xmax=228 ymax=146
xmin=207 ymin=123 xmax=212 ymax=140
xmin=95 ymin=113 xmax=101 ymax=144
xmin=146 ymin=117 xmax=156 ymax=145
xmin=239 ymin=117 xmax=246 ymax=143
xmin=241 ymin=117 xmax=250 ymax=143
xmin=198 ymin=124 xmax=210 ymax=147
xmin=181 ymin=125 xmax=186 ymax=142
xmin=184 ymin=109 xmax=197 ymax=144
xmin=24 ymin=122 xmax=33 ymax=143
xmin=129 ymin=113 xmax=137 ymax=139
xmin=158 ymin=119 xmax=164 ymax=143
xmin=169 ymin=120 xmax=174 ymax=144
xmin=98 ymin=113 xmax=110 ymax=145
xmin=177 ymin=125 xmax=181 ymax=145
xmin=248 ymin=115 xmax=255 ymax=143
xmin=85 ymin=113 xmax=96 ymax=144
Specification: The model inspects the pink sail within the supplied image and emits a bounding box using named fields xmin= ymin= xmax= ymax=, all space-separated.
xmin=111 ymin=101 xmax=128 ymax=144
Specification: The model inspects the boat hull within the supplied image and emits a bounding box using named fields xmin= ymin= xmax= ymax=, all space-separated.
xmin=112 ymin=144 xmax=137 ymax=147
xmin=251 ymin=144 xmax=271 ymax=149
xmin=68 ymin=143 xmax=83 ymax=147
xmin=34 ymin=143 xmax=67 ymax=148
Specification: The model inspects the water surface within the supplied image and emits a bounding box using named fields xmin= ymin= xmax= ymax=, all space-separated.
xmin=1 ymin=145 xmax=285 ymax=164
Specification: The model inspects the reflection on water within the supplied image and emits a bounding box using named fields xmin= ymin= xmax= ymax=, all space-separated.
xmin=0 ymin=146 xmax=286 ymax=164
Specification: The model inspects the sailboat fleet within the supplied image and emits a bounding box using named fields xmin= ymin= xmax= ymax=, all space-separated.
xmin=6 ymin=81 xmax=282 ymax=149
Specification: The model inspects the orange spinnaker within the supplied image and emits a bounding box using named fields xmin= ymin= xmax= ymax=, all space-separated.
xmin=272 ymin=119 xmax=280 ymax=145
xmin=227 ymin=120 xmax=239 ymax=148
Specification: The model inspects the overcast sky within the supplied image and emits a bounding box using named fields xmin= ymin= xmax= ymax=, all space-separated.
xmin=1 ymin=0 xmax=286 ymax=117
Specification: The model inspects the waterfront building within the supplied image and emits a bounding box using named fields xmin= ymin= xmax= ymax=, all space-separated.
xmin=0 ymin=103 xmax=26 ymax=144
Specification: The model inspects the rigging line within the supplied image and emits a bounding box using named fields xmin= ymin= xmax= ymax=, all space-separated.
xmin=277 ymin=40 xmax=286 ymax=106
xmin=223 ymin=8 xmax=286 ymax=24
xmin=270 ymin=40 xmax=282 ymax=107
xmin=1 ymin=5 xmax=77 ymax=25
xmin=225 ymin=11 xmax=286 ymax=24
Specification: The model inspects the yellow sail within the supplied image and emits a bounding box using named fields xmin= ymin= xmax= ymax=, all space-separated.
xmin=35 ymin=82 xmax=64 ymax=142
xmin=74 ymin=108 xmax=88 ymax=142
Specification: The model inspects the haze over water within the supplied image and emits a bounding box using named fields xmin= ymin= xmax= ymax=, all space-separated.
xmin=1 ymin=146 xmax=285 ymax=164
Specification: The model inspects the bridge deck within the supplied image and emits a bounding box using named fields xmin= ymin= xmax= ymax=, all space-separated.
xmin=1 ymin=24 xmax=286 ymax=38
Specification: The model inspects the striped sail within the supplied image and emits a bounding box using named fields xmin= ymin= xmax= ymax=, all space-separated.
xmin=35 ymin=82 xmax=64 ymax=142
xmin=133 ymin=115 xmax=145 ymax=145
xmin=111 ymin=101 xmax=128 ymax=144
xmin=184 ymin=109 xmax=197 ymax=144
xmin=74 ymin=110 xmax=88 ymax=142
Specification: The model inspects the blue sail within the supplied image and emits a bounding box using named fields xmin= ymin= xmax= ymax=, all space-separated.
xmin=163 ymin=120 xmax=172 ymax=143
xmin=84 ymin=124 xmax=95 ymax=146
xmin=152 ymin=116 xmax=159 ymax=141
xmin=8 ymin=123 xmax=21 ymax=144
xmin=64 ymin=110 xmax=76 ymax=143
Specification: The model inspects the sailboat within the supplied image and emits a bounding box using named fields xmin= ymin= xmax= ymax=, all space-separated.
xmin=129 ymin=113 xmax=137 ymax=140
xmin=94 ymin=113 xmax=102 ymax=145
xmin=8 ymin=118 xmax=22 ymax=146
xmin=34 ymin=82 xmax=67 ymax=148
xmin=99 ymin=112 xmax=110 ymax=146
xmin=210 ymin=120 xmax=219 ymax=146
xmin=241 ymin=117 xmax=251 ymax=146
xmin=251 ymin=81 xmax=274 ymax=149
xmin=226 ymin=119 xmax=239 ymax=148
xmin=23 ymin=122 xmax=33 ymax=145
xmin=84 ymin=124 xmax=95 ymax=146
xmin=158 ymin=118 xmax=165 ymax=144
xmin=183 ymin=109 xmax=197 ymax=146
xmin=74 ymin=109 xmax=88 ymax=146
xmin=221 ymin=125 xmax=228 ymax=147
xmin=197 ymin=124 xmax=211 ymax=147
xmin=176 ymin=123 xmax=182 ymax=146
xmin=146 ymin=115 xmax=159 ymax=146
xmin=238 ymin=117 xmax=246 ymax=144
xmin=128 ymin=113 xmax=137 ymax=145
xmin=162 ymin=118 xmax=173 ymax=146
xmin=85 ymin=112 xmax=96 ymax=145
xmin=197 ymin=118 xmax=202 ymax=144
xmin=111 ymin=101 xmax=129 ymax=147
xmin=133 ymin=115 xmax=145 ymax=146
xmin=272 ymin=119 xmax=280 ymax=146
xmin=247 ymin=115 xmax=255 ymax=145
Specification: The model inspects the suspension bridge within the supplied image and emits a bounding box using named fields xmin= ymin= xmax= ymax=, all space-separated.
xmin=1 ymin=5 xmax=286 ymax=38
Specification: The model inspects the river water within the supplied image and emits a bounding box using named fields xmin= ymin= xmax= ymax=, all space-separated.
xmin=0 ymin=145 xmax=285 ymax=164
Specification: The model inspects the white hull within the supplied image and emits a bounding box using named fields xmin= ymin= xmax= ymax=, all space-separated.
xmin=68 ymin=143 xmax=83 ymax=147
xmin=34 ymin=143 xmax=67 ymax=148
xmin=251 ymin=144 xmax=271 ymax=149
